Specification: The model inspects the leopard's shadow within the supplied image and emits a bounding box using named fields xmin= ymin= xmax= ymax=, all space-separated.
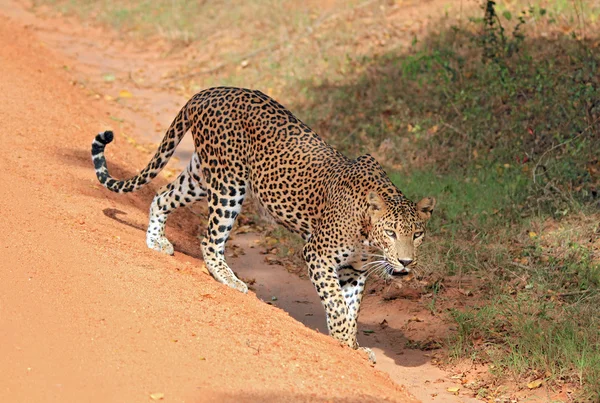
xmin=103 ymin=208 xmax=146 ymax=232
xmin=102 ymin=208 xmax=204 ymax=260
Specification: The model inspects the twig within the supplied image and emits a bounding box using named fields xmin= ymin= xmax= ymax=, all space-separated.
xmin=442 ymin=122 xmax=467 ymax=138
xmin=554 ymin=289 xmax=594 ymax=298
xmin=532 ymin=116 xmax=600 ymax=185
xmin=533 ymin=135 xmax=580 ymax=185
xmin=245 ymin=339 xmax=261 ymax=354
xmin=506 ymin=262 xmax=530 ymax=282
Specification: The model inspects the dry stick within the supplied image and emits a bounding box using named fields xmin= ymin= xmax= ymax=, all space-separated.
xmin=163 ymin=0 xmax=379 ymax=85
xmin=555 ymin=289 xmax=594 ymax=298
xmin=443 ymin=122 xmax=467 ymax=138
xmin=507 ymin=262 xmax=531 ymax=282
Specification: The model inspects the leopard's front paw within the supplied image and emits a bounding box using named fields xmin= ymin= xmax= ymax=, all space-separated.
xmin=147 ymin=236 xmax=175 ymax=255
xmin=228 ymin=278 xmax=249 ymax=294
xmin=358 ymin=346 xmax=376 ymax=364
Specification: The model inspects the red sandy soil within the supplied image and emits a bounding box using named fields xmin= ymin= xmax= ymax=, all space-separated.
xmin=0 ymin=14 xmax=419 ymax=403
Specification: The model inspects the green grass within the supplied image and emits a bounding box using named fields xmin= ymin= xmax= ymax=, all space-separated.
xmin=390 ymin=167 xmax=530 ymax=233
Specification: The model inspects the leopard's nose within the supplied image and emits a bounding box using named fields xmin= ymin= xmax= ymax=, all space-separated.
xmin=399 ymin=259 xmax=413 ymax=267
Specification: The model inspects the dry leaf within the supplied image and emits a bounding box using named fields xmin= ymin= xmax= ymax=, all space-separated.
xmin=265 ymin=256 xmax=283 ymax=266
xmin=447 ymin=386 xmax=460 ymax=394
xmin=119 ymin=89 xmax=133 ymax=98
xmin=527 ymin=379 xmax=543 ymax=389
xmin=264 ymin=236 xmax=278 ymax=246
xmin=149 ymin=392 xmax=164 ymax=400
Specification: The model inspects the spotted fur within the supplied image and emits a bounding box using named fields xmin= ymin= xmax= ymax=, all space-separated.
xmin=91 ymin=87 xmax=435 ymax=362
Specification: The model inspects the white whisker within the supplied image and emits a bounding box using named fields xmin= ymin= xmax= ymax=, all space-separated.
xmin=365 ymin=262 xmax=386 ymax=277
xmin=366 ymin=262 xmax=393 ymax=279
xmin=363 ymin=262 xmax=381 ymax=272
xmin=360 ymin=260 xmax=386 ymax=269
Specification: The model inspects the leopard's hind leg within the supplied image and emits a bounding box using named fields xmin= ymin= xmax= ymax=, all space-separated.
xmin=146 ymin=153 xmax=207 ymax=255
xmin=200 ymin=177 xmax=248 ymax=293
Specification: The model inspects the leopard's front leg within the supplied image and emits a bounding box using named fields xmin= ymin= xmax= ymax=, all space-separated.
xmin=303 ymin=241 xmax=357 ymax=349
xmin=338 ymin=265 xmax=375 ymax=363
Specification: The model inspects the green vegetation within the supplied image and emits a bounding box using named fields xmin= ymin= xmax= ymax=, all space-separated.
xmin=301 ymin=2 xmax=600 ymax=399
xmin=34 ymin=0 xmax=600 ymax=399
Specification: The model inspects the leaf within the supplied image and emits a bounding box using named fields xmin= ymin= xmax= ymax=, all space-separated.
xmin=119 ymin=89 xmax=133 ymax=98
xmin=527 ymin=379 xmax=543 ymax=389
xmin=264 ymin=236 xmax=278 ymax=246
xmin=428 ymin=125 xmax=439 ymax=134
xmin=529 ymin=231 xmax=538 ymax=238
xmin=362 ymin=329 xmax=375 ymax=334
xmin=149 ymin=392 xmax=164 ymax=400
xmin=502 ymin=11 xmax=512 ymax=21
xmin=447 ymin=386 xmax=460 ymax=394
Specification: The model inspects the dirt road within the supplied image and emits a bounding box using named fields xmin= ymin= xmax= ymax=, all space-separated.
xmin=0 ymin=13 xmax=422 ymax=402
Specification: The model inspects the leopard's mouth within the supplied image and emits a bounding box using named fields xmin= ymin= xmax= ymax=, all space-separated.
xmin=365 ymin=252 xmax=412 ymax=278
xmin=387 ymin=266 xmax=411 ymax=277
xmin=382 ymin=260 xmax=411 ymax=277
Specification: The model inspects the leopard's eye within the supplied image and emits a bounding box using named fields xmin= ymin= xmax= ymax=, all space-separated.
xmin=413 ymin=231 xmax=424 ymax=240
xmin=385 ymin=229 xmax=396 ymax=239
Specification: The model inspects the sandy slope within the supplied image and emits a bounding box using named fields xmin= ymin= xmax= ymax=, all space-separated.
xmin=0 ymin=13 xmax=419 ymax=403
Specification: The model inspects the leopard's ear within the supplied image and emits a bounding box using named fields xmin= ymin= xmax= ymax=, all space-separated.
xmin=367 ymin=191 xmax=386 ymax=221
xmin=416 ymin=197 xmax=436 ymax=221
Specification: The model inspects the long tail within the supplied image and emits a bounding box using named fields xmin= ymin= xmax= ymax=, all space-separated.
xmin=91 ymin=103 xmax=190 ymax=193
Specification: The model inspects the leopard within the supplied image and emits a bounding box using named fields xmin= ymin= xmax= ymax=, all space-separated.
xmin=91 ymin=86 xmax=435 ymax=362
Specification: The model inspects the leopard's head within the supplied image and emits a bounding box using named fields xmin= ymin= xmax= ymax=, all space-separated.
xmin=365 ymin=191 xmax=435 ymax=279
